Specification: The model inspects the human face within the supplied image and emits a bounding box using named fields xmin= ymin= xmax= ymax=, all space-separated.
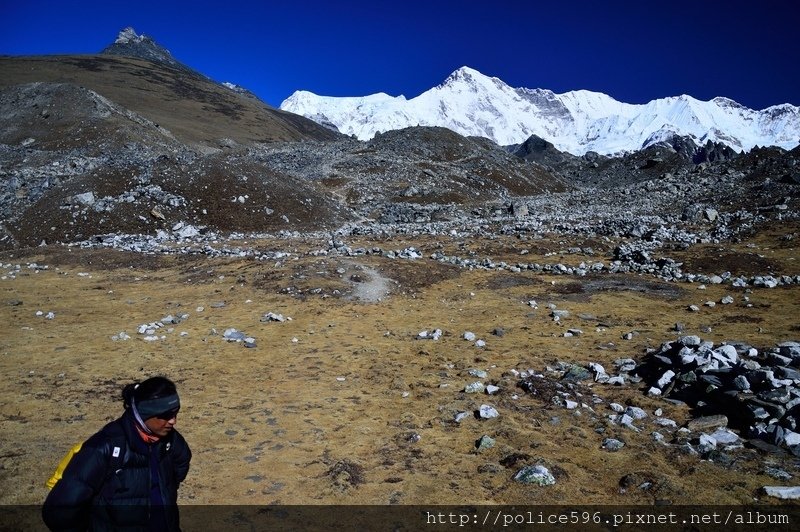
xmin=144 ymin=409 xmax=178 ymax=437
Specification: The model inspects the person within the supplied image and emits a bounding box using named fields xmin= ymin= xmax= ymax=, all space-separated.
xmin=42 ymin=376 xmax=192 ymax=531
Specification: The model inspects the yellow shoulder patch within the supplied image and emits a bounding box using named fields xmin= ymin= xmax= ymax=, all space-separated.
xmin=46 ymin=442 xmax=83 ymax=490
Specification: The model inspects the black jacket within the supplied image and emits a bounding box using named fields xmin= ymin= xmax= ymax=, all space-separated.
xmin=42 ymin=411 xmax=191 ymax=531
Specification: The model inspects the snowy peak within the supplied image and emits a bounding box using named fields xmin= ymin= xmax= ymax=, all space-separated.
xmin=280 ymin=66 xmax=800 ymax=156
xmin=114 ymin=27 xmax=149 ymax=45
xmin=101 ymin=27 xmax=193 ymax=74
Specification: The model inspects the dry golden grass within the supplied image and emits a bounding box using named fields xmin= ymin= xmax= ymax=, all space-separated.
xmin=1 ymin=231 xmax=798 ymax=507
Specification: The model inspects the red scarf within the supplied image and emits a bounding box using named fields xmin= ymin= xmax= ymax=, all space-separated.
xmin=135 ymin=424 xmax=160 ymax=444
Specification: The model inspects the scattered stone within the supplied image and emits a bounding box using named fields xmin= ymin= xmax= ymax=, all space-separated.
xmin=418 ymin=329 xmax=443 ymax=340
xmin=261 ymin=312 xmax=288 ymax=322
xmin=513 ymin=465 xmax=555 ymax=486
xmin=625 ymin=406 xmax=648 ymax=420
xmin=602 ymin=438 xmax=625 ymax=451
xmin=468 ymin=369 xmax=488 ymax=379
xmin=486 ymin=385 xmax=500 ymax=395
xmin=478 ymin=405 xmax=499 ymax=419
xmin=464 ymin=382 xmax=485 ymax=394
xmin=762 ymin=486 xmax=800 ymax=500
xmin=454 ymin=412 xmax=470 ymax=423
xmin=562 ymin=365 xmax=592 ymax=382
xmin=764 ymin=467 xmax=793 ymax=481
xmin=464 ymin=331 xmax=476 ymax=341
xmin=655 ymin=418 xmax=677 ymax=428
xmin=476 ymin=435 xmax=496 ymax=451
xmin=697 ymin=434 xmax=717 ymax=453
xmin=686 ymin=415 xmax=728 ymax=432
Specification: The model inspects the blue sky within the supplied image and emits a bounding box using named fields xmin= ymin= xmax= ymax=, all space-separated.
xmin=2 ymin=0 xmax=798 ymax=109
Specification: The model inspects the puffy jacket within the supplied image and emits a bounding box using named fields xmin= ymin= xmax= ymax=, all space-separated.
xmin=42 ymin=410 xmax=191 ymax=531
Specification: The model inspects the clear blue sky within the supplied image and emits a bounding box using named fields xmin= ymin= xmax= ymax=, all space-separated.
xmin=2 ymin=0 xmax=798 ymax=109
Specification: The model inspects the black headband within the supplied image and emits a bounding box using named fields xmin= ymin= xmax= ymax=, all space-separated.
xmin=135 ymin=393 xmax=180 ymax=420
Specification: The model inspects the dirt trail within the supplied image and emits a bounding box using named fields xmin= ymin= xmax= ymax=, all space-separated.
xmin=347 ymin=262 xmax=393 ymax=302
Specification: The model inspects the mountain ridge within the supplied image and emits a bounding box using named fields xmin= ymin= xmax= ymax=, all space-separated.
xmin=281 ymin=66 xmax=800 ymax=156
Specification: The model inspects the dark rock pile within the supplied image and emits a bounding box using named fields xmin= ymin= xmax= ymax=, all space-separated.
xmin=635 ymin=336 xmax=800 ymax=454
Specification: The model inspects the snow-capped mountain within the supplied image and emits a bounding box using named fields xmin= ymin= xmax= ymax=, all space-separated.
xmin=280 ymin=66 xmax=800 ymax=156
xmin=102 ymin=27 xmax=198 ymax=75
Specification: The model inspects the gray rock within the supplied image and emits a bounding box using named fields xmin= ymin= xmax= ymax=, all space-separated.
xmin=454 ymin=412 xmax=470 ymax=423
xmin=513 ymin=465 xmax=556 ymax=486
xmin=733 ymin=375 xmax=751 ymax=391
xmin=763 ymin=486 xmax=800 ymax=500
xmin=223 ymin=328 xmax=247 ymax=341
xmin=764 ymin=467 xmax=793 ymax=481
xmin=476 ymin=435 xmax=496 ymax=451
xmin=478 ymin=405 xmax=499 ymax=419
xmin=624 ymin=406 xmax=648 ymax=420
xmin=261 ymin=312 xmax=287 ymax=322
xmin=602 ymin=438 xmax=625 ymax=451
xmin=698 ymin=433 xmax=717 ymax=453
xmin=657 ymin=370 xmax=675 ymax=389
xmin=686 ymin=415 xmax=728 ymax=431
xmin=709 ymin=428 xmax=740 ymax=445
xmin=468 ymin=368 xmax=488 ymax=379
xmin=679 ymin=335 xmax=702 ymax=347
xmin=464 ymin=382 xmax=485 ymax=394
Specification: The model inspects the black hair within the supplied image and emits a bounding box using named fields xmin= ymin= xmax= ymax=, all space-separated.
xmin=122 ymin=376 xmax=177 ymax=410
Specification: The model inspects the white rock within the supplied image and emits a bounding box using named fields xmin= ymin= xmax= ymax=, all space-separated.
xmin=710 ymin=428 xmax=740 ymax=444
xmin=463 ymin=331 xmax=476 ymax=341
xmin=625 ymin=406 xmax=648 ymax=420
xmin=454 ymin=411 xmax=470 ymax=423
xmin=763 ymin=486 xmax=800 ymax=500
xmin=784 ymin=430 xmax=800 ymax=447
xmin=657 ymin=370 xmax=675 ymax=389
xmin=479 ymin=405 xmax=499 ymax=419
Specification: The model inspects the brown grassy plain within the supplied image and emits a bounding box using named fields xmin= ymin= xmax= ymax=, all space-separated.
xmin=1 ymin=227 xmax=799 ymax=510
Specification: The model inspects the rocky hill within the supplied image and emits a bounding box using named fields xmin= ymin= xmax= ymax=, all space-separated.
xmin=0 ymin=28 xmax=798 ymax=254
xmin=0 ymin=37 xmax=340 ymax=149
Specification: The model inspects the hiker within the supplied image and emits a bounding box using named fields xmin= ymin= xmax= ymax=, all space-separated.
xmin=42 ymin=376 xmax=191 ymax=531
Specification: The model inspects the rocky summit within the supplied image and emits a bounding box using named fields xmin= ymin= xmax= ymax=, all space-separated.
xmin=1 ymin=28 xmax=799 ymax=509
